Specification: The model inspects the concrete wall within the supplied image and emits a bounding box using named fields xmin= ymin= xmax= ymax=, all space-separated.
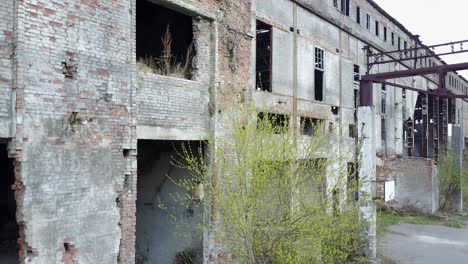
xmin=377 ymin=158 xmax=439 ymax=213
xmin=0 ymin=0 xmax=14 ymax=138
xmin=136 ymin=140 xmax=203 ymax=264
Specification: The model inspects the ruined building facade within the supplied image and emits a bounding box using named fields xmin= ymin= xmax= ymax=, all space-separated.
xmin=0 ymin=0 xmax=467 ymax=263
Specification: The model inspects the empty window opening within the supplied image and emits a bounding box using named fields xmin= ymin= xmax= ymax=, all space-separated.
xmin=383 ymin=27 xmax=387 ymax=42
xmin=136 ymin=140 xmax=204 ymax=264
xmin=356 ymin=6 xmax=361 ymax=24
xmin=366 ymin=14 xmax=371 ymax=30
xmin=375 ymin=21 xmax=379 ymax=36
xmin=353 ymin=64 xmax=360 ymax=83
xmin=391 ymin=32 xmax=395 ymax=46
xmin=136 ymin=0 xmax=195 ymax=79
xmin=404 ymin=41 xmax=408 ymax=56
xmin=398 ymin=37 xmax=401 ymax=50
xmin=0 ymin=143 xmax=19 ymax=263
xmin=381 ymin=116 xmax=387 ymax=155
xmin=257 ymin=112 xmax=289 ymax=134
xmin=315 ymin=48 xmax=324 ymax=102
xmin=331 ymin=106 xmax=339 ymax=115
xmin=300 ymin=117 xmax=324 ymax=136
xmin=381 ymin=87 xmax=387 ymax=114
xmin=347 ymin=163 xmax=359 ymax=202
xmin=256 ymin=21 xmax=272 ymax=92
xmin=333 ymin=0 xmax=338 ymax=8
xmin=341 ymin=0 xmax=350 ymax=16
xmin=349 ymin=124 xmax=357 ymax=138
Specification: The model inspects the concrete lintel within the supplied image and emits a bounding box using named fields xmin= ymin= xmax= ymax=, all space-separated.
xmin=137 ymin=125 xmax=209 ymax=141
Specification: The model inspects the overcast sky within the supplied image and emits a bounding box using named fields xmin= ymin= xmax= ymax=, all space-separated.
xmin=372 ymin=0 xmax=468 ymax=78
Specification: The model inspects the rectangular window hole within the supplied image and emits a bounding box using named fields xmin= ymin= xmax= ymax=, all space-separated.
xmin=256 ymin=21 xmax=272 ymax=92
xmin=257 ymin=112 xmax=289 ymax=134
xmin=136 ymin=0 xmax=195 ymax=79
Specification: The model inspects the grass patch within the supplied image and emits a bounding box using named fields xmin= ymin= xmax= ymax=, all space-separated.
xmin=377 ymin=211 xmax=466 ymax=237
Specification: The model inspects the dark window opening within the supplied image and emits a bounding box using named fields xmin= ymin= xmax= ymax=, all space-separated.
xmin=333 ymin=0 xmax=338 ymax=8
xmin=345 ymin=0 xmax=350 ymax=16
xmin=404 ymin=41 xmax=408 ymax=56
xmin=349 ymin=124 xmax=357 ymax=138
xmin=136 ymin=0 xmax=194 ymax=79
xmin=366 ymin=14 xmax=371 ymax=30
xmin=331 ymin=106 xmax=339 ymax=115
xmin=347 ymin=163 xmax=359 ymax=201
xmin=356 ymin=6 xmax=361 ymax=24
xmin=257 ymin=112 xmax=289 ymax=134
xmin=375 ymin=21 xmax=379 ymax=36
xmin=381 ymin=116 xmax=387 ymax=148
xmin=398 ymin=37 xmax=401 ymax=50
xmin=315 ymin=48 xmax=324 ymax=102
xmin=353 ymin=64 xmax=360 ymax=83
xmin=300 ymin=117 xmax=325 ymax=136
xmin=402 ymin=88 xmax=406 ymax=99
xmin=256 ymin=21 xmax=272 ymax=92
xmin=391 ymin=32 xmax=395 ymax=46
xmin=0 ymin=143 xmax=19 ymax=263
xmin=383 ymin=27 xmax=387 ymax=42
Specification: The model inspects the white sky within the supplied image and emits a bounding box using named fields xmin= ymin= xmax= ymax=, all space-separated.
xmin=372 ymin=0 xmax=468 ymax=78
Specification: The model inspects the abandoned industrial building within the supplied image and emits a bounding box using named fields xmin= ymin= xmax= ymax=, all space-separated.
xmin=0 ymin=0 xmax=467 ymax=263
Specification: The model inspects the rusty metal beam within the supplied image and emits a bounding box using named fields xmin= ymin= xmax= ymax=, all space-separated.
xmin=368 ymin=49 xmax=468 ymax=66
xmin=362 ymin=62 xmax=468 ymax=81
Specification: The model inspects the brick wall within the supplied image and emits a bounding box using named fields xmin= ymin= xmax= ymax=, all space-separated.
xmin=11 ymin=0 xmax=136 ymax=263
xmin=0 ymin=0 xmax=14 ymax=138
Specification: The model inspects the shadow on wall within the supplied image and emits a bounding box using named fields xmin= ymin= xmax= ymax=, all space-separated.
xmin=136 ymin=140 xmax=203 ymax=264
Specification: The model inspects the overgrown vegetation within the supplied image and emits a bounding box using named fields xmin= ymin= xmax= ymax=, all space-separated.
xmin=163 ymin=104 xmax=371 ymax=263
xmin=137 ymin=25 xmax=194 ymax=79
xmin=438 ymin=150 xmax=463 ymax=211
xmin=463 ymin=151 xmax=468 ymax=212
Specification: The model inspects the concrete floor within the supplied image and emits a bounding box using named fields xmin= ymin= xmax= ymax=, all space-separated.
xmin=378 ymin=222 xmax=468 ymax=264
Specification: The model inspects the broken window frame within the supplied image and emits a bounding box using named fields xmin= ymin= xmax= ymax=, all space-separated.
xmin=314 ymin=47 xmax=325 ymax=102
xmin=255 ymin=20 xmax=273 ymax=92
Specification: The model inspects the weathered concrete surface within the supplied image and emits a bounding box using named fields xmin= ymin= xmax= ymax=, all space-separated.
xmin=377 ymin=158 xmax=439 ymax=213
xmin=378 ymin=223 xmax=468 ymax=264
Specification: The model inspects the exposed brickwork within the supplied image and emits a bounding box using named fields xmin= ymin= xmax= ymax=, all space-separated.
xmin=0 ymin=0 xmax=14 ymax=137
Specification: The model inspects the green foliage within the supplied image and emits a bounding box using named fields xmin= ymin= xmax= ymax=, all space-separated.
xmin=438 ymin=150 xmax=462 ymax=211
xmin=169 ymin=104 xmax=370 ymax=263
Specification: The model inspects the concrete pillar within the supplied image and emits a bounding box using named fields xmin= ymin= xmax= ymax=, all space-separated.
xmin=357 ymin=106 xmax=376 ymax=259
xmin=448 ymin=124 xmax=463 ymax=212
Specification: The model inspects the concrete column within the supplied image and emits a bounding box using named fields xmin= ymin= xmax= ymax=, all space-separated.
xmin=357 ymin=106 xmax=376 ymax=259
xmin=448 ymin=124 xmax=463 ymax=212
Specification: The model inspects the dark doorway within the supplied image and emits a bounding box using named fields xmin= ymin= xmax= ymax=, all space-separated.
xmin=135 ymin=140 xmax=203 ymax=264
xmin=0 ymin=143 xmax=19 ymax=264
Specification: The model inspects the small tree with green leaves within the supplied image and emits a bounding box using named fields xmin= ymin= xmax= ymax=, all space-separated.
xmin=167 ymin=104 xmax=370 ymax=263
xmin=438 ymin=149 xmax=462 ymax=212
